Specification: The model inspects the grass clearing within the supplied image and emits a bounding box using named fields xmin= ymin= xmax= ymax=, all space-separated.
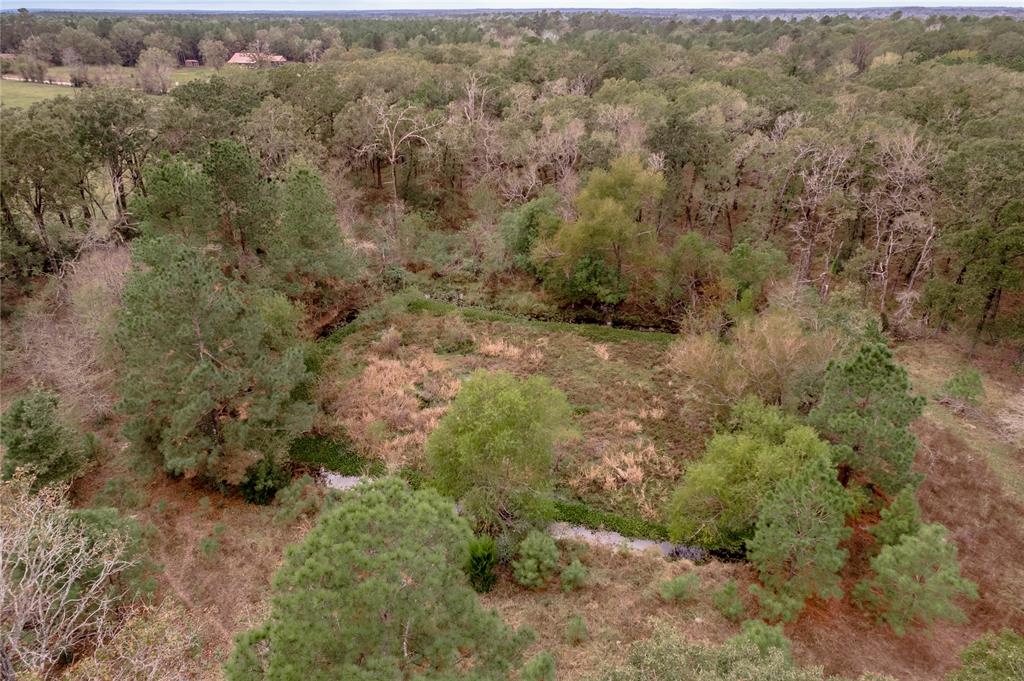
xmin=0 ymin=79 xmax=73 ymax=107
xmin=1 ymin=65 xmax=219 ymax=108
xmin=319 ymin=301 xmax=700 ymax=521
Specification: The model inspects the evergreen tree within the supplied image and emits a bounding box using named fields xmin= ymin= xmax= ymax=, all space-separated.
xmin=854 ymin=523 xmax=977 ymax=636
xmin=871 ymin=486 xmax=921 ymax=547
xmin=810 ymin=343 xmax=925 ymax=495
xmin=427 ymin=370 xmax=573 ymax=536
xmin=115 ymin=237 xmax=314 ymax=486
xmin=131 ymin=156 xmax=219 ymax=245
xmin=747 ymin=454 xmax=851 ymax=622
xmin=203 ymin=139 xmax=276 ymax=265
xmin=0 ymin=388 xmax=84 ymax=489
xmin=266 ymin=164 xmax=352 ymax=295
xmin=225 ymin=478 xmax=531 ymax=681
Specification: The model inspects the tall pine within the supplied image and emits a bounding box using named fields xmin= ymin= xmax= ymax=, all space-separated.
xmin=854 ymin=523 xmax=977 ymax=636
xmin=116 ymin=237 xmax=314 ymax=485
xmin=265 ymin=164 xmax=352 ymax=296
xmin=747 ymin=453 xmax=851 ymax=622
xmin=810 ymin=343 xmax=925 ymax=495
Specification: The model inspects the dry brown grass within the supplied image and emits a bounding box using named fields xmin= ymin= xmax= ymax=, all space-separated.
xmin=576 ymin=437 xmax=680 ymax=519
xmin=322 ymin=349 xmax=457 ymax=470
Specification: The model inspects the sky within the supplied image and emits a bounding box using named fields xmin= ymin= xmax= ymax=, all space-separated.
xmin=5 ymin=0 xmax=1022 ymax=11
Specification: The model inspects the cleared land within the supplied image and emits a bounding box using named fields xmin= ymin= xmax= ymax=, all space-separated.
xmin=0 ymin=65 xmax=219 ymax=107
xmin=0 ymin=78 xmax=71 ymax=107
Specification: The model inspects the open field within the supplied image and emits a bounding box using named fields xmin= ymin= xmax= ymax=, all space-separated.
xmin=1 ymin=65 xmax=219 ymax=107
xmin=0 ymin=78 xmax=73 ymax=107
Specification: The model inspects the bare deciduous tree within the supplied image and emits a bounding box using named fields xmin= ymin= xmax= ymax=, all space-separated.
xmin=861 ymin=131 xmax=940 ymax=323
xmin=358 ymin=98 xmax=438 ymax=224
xmin=69 ymin=602 xmax=204 ymax=681
xmin=198 ymin=38 xmax=228 ymax=69
xmin=1 ymin=474 xmax=140 ymax=678
xmin=787 ymin=141 xmax=859 ymax=288
xmin=136 ymin=47 xmax=175 ymax=95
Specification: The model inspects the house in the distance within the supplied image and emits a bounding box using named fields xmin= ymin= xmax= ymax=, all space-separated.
xmin=226 ymin=52 xmax=287 ymax=67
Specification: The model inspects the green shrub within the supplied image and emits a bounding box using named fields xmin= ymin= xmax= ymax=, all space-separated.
xmin=521 ymin=651 xmax=557 ymax=681
xmin=199 ymin=523 xmax=226 ymax=560
xmin=667 ymin=398 xmax=829 ymax=552
xmin=240 ymin=456 xmax=290 ymax=505
xmin=560 ymin=558 xmax=588 ymax=592
xmin=713 ymin=580 xmax=746 ymax=623
xmin=729 ymin=620 xmax=791 ymax=660
xmin=941 ymin=368 xmax=985 ymax=406
xmin=593 ymin=622 xmax=825 ymax=681
xmin=949 ymin=629 xmax=1024 ymax=681
xmin=1 ymin=388 xmax=85 ymax=489
xmin=465 ymin=536 xmax=499 ymax=593
xmin=513 ymin=531 xmax=560 ymax=589
xmin=564 ymin=615 xmax=589 ymax=645
xmin=658 ymin=573 xmax=700 ymax=603
xmin=428 ymin=371 xmax=573 ymax=535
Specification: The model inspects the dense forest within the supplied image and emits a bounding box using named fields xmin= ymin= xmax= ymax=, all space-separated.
xmin=1 ymin=8 xmax=1023 ymax=681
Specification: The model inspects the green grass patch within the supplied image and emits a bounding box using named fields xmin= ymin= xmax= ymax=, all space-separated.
xmin=551 ymin=499 xmax=669 ymax=541
xmin=289 ymin=434 xmax=384 ymax=476
xmin=0 ymin=79 xmax=72 ymax=108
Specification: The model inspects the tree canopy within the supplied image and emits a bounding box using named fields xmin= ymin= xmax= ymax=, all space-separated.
xmin=225 ymin=478 xmax=532 ymax=681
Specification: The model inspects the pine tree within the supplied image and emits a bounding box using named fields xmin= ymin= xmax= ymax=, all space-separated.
xmin=132 ymin=156 xmax=219 ymax=246
xmin=810 ymin=343 xmax=925 ymax=495
xmin=871 ymin=486 xmax=921 ymax=547
xmin=854 ymin=523 xmax=977 ymax=636
xmin=203 ymin=139 xmax=276 ymax=264
xmin=747 ymin=454 xmax=851 ymax=622
xmin=265 ymin=164 xmax=352 ymax=295
xmin=1 ymin=388 xmax=84 ymax=488
xmin=115 ymin=237 xmax=314 ymax=486
xmin=224 ymin=478 xmax=531 ymax=681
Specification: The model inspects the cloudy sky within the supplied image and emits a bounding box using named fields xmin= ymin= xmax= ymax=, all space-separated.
xmin=8 ymin=1 xmax=1023 ymax=10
